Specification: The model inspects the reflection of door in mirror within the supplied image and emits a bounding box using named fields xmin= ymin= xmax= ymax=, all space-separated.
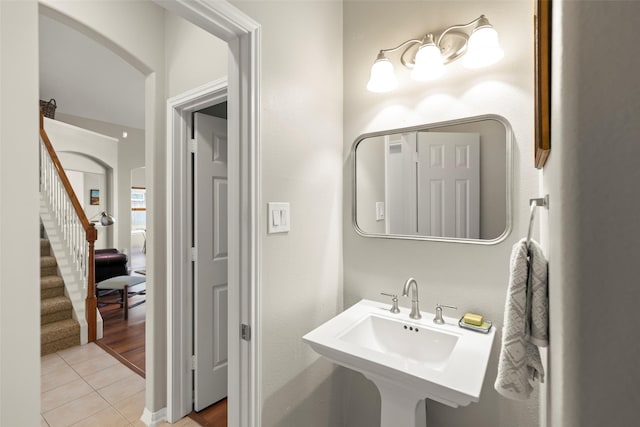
xmin=417 ymin=132 xmax=479 ymax=239
xmin=385 ymin=133 xmax=417 ymax=235
xmin=384 ymin=132 xmax=480 ymax=238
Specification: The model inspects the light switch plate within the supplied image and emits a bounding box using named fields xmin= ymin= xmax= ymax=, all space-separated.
xmin=268 ymin=202 xmax=290 ymax=234
xmin=375 ymin=202 xmax=385 ymax=221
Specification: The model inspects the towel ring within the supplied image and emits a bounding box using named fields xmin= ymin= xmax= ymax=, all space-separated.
xmin=526 ymin=195 xmax=549 ymax=247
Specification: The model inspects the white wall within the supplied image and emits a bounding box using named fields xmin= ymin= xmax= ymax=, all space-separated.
xmin=0 ymin=1 xmax=41 ymax=425
xmin=57 ymin=154 xmax=111 ymax=249
xmin=44 ymin=118 xmax=118 ymax=248
xmin=55 ymin=113 xmax=145 ymax=258
xmin=545 ymin=1 xmax=640 ymax=426
xmin=131 ymin=167 xmax=146 ymax=188
xmin=164 ymin=12 xmax=228 ymax=99
xmin=343 ymin=1 xmax=540 ymax=426
xmin=229 ymin=2 xmax=345 ymax=426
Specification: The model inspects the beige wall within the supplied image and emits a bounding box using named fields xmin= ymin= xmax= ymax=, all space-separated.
xmin=230 ymin=2 xmax=345 ymax=426
xmin=343 ymin=1 xmax=540 ymax=426
xmin=545 ymin=1 xmax=640 ymax=426
xmin=0 ymin=1 xmax=41 ymax=425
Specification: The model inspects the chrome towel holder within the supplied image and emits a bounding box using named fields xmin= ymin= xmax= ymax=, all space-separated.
xmin=526 ymin=195 xmax=549 ymax=248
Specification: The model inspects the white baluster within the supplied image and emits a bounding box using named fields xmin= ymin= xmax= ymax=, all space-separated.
xmin=40 ymin=139 xmax=92 ymax=291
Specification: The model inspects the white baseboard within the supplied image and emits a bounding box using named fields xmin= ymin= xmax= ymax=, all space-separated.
xmin=140 ymin=407 xmax=167 ymax=426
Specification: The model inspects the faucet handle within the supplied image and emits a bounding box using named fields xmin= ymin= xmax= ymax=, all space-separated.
xmin=380 ymin=293 xmax=400 ymax=314
xmin=434 ymin=303 xmax=457 ymax=324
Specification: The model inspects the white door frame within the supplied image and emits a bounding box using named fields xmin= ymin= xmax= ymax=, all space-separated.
xmin=161 ymin=1 xmax=261 ymax=426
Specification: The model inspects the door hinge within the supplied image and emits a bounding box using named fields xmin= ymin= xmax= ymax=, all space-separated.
xmin=191 ymin=354 xmax=197 ymax=371
xmin=241 ymin=324 xmax=251 ymax=341
xmin=190 ymin=139 xmax=197 ymax=154
xmin=191 ymin=247 xmax=197 ymax=262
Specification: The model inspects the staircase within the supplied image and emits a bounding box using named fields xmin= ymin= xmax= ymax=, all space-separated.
xmin=40 ymin=238 xmax=80 ymax=356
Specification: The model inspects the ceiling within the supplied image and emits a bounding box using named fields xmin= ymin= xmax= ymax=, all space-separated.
xmin=39 ymin=14 xmax=145 ymax=130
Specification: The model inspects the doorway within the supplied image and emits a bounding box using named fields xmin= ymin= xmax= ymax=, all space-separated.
xmin=156 ymin=5 xmax=261 ymax=425
xmin=167 ymin=81 xmax=232 ymax=422
xmin=35 ymin=3 xmax=261 ymax=427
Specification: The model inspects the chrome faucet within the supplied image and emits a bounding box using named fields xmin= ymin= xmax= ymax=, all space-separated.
xmin=402 ymin=277 xmax=422 ymax=319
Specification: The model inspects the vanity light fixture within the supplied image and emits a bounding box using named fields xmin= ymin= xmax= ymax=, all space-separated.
xmin=366 ymin=15 xmax=504 ymax=93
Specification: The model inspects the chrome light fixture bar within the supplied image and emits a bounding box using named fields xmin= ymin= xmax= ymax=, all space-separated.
xmin=367 ymin=15 xmax=504 ymax=93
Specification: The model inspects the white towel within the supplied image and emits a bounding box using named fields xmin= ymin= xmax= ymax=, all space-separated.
xmin=495 ymin=238 xmax=549 ymax=400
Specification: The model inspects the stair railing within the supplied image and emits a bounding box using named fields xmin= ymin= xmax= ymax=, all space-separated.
xmin=39 ymin=113 xmax=98 ymax=342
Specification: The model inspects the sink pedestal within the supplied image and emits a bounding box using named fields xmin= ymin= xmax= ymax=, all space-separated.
xmin=371 ymin=376 xmax=427 ymax=427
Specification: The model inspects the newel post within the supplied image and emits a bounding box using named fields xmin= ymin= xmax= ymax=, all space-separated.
xmin=86 ymin=224 xmax=98 ymax=342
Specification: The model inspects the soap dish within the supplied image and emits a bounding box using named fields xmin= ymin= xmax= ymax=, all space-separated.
xmin=458 ymin=317 xmax=493 ymax=333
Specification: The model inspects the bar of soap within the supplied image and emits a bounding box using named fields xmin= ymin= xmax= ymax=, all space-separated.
xmin=463 ymin=312 xmax=484 ymax=326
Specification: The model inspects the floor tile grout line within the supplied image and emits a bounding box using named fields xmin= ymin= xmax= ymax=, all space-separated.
xmin=42 ymin=391 xmax=111 ymax=427
xmin=40 ymin=377 xmax=94 ymax=414
xmin=110 ymin=388 xmax=146 ymax=424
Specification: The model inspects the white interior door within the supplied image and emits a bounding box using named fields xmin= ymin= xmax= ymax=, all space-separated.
xmin=385 ymin=132 xmax=418 ymax=235
xmin=417 ymin=132 xmax=480 ymax=238
xmin=194 ymin=112 xmax=228 ymax=411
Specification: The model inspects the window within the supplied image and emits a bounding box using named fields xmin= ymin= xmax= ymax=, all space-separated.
xmin=131 ymin=187 xmax=146 ymax=230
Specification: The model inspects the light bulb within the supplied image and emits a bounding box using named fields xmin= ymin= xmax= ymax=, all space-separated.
xmin=367 ymin=57 xmax=398 ymax=93
xmin=411 ymin=43 xmax=445 ymax=82
xmin=462 ymin=26 xmax=504 ymax=69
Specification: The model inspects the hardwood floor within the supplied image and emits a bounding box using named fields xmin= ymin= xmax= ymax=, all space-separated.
xmin=96 ymin=293 xmax=146 ymax=376
xmin=188 ymin=399 xmax=228 ymax=427
xmin=96 ymin=292 xmax=227 ymax=426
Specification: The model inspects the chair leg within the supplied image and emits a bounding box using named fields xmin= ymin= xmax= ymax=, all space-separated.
xmin=124 ymin=284 xmax=129 ymax=320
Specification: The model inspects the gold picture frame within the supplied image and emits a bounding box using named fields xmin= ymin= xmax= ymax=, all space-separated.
xmin=534 ymin=0 xmax=551 ymax=169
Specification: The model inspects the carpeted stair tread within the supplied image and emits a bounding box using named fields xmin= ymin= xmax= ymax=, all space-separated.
xmin=40 ymin=255 xmax=57 ymax=268
xmin=41 ymin=275 xmax=65 ymax=299
xmin=41 ymin=296 xmax=72 ymax=316
xmin=41 ymin=319 xmax=80 ymax=355
xmin=42 ymin=335 xmax=80 ymax=356
xmin=41 ymin=319 xmax=79 ymax=343
xmin=40 ymin=239 xmax=50 ymax=256
xmin=41 ymin=255 xmax=58 ymax=276
xmin=41 ymin=275 xmax=64 ymax=289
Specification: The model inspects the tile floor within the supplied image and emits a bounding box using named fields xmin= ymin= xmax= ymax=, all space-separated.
xmin=41 ymin=343 xmax=201 ymax=427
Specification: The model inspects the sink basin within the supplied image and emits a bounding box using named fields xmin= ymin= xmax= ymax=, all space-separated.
xmin=303 ymin=299 xmax=495 ymax=427
xmin=338 ymin=313 xmax=459 ymax=370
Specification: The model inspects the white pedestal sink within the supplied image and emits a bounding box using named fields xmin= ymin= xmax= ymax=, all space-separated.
xmin=303 ymin=299 xmax=495 ymax=427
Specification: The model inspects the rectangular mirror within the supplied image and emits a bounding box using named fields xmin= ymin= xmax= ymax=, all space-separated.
xmin=353 ymin=115 xmax=512 ymax=244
